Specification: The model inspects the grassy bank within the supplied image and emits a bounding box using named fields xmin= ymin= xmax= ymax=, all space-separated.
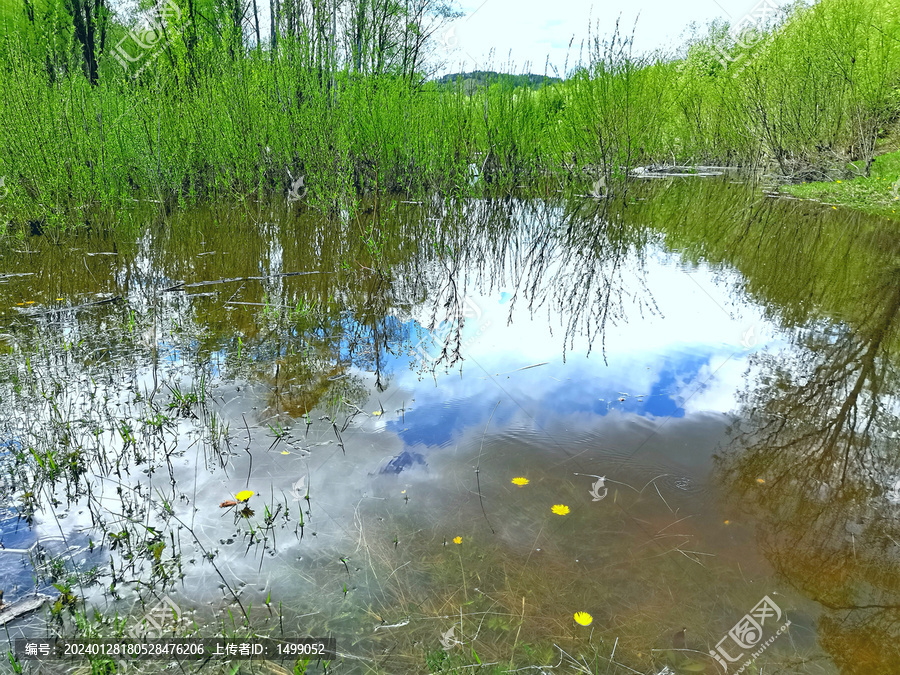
xmin=782 ymin=146 xmax=900 ymax=219
xmin=0 ymin=0 xmax=898 ymax=228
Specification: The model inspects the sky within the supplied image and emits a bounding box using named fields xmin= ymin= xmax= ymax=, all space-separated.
xmin=433 ymin=0 xmax=779 ymax=76
xmin=118 ymin=0 xmax=785 ymax=78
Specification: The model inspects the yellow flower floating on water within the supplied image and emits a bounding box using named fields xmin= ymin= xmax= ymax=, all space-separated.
xmin=551 ymin=504 xmax=570 ymax=516
xmin=235 ymin=490 xmax=254 ymax=502
xmin=453 ymin=536 xmax=462 ymax=544
xmin=573 ymin=612 xmax=593 ymax=626
xmin=372 ymin=410 xmax=383 ymax=416
xmin=511 ymin=477 xmax=530 ymax=486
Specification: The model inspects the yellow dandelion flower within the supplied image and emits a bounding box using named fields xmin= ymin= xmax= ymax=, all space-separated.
xmin=235 ymin=490 xmax=254 ymax=502
xmin=836 ymin=180 xmax=842 ymax=183
xmin=756 ymin=478 xmax=765 ymax=484
xmin=281 ymin=450 xmax=290 ymax=455
xmin=511 ymin=477 xmax=530 ymax=486
xmin=453 ymin=536 xmax=462 ymax=544
xmin=372 ymin=410 xmax=382 ymax=416
xmin=724 ymin=520 xmax=731 ymax=525
xmin=551 ymin=504 xmax=570 ymax=516
xmin=574 ymin=611 xmax=593 ymax=626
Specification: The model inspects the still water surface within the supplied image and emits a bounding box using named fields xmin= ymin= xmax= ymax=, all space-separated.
xmin=0 ymin=179 xmax=897 ymax=673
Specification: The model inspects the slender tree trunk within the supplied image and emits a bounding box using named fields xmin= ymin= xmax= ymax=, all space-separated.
xmin=270 ymin=0 xmax=279 ymax=54
xmin=68 ymin=0 xmax=101 ymax=84
xmin=252 ymin=0 xmax=262 ymax=51
xmin=354 ymin=0 xmax=366 ymax=72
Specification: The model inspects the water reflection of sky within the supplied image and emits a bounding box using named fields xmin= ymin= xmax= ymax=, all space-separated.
xmin=0 ymin=204 xmax=882 ymax=671
xmin=375 ymin=247 xmax=783 ymax=471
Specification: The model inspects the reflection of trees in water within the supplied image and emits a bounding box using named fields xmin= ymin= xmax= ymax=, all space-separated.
xmin=513 ymin=196 xmax=657 ymax=360
xmin=0 ymin=196 xmax=658 ymax=414
xmin=415 ymin=196 xmax=658 ymax=364
xmin=719 ymin=267 xmax=900 ymax=673
xmin=625 ymin=177 xmax=900 ymax=672
xmin=633 ymin=176 xmax=900 ymax=333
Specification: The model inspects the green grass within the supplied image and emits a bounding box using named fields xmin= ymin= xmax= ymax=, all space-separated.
xmin=0 ymin=0 xmax=897 ymax=228
xmin=782 ymin=147 xmax=900 ymax=219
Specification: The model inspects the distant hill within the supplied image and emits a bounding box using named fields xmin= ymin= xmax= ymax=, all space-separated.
xmin=435 ymin=71 xmax=562 ymax=91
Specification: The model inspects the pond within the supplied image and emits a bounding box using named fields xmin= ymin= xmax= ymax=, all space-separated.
xmin=0 ymin=177 xmax=898 ymax=674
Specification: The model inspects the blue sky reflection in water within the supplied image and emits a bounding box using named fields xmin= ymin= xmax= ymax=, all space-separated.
xmin=377 ymin=252 xmax=767 ymax=468
xmin=0 ymin=190 xmax=862 ymax=672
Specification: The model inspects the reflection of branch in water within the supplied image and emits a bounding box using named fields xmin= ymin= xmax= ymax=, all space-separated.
xmin=719 ymin=267 xmax=900 ymax=674
xmin=560 ymin=198 xmax=659 ymax=361
xmin=420 ymin=248 xmax=470 ymax=368
xmin=729 ymin=269 xmax=900 ymax=498
xmin=417 ymin=197 xmax=659 ymax=366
